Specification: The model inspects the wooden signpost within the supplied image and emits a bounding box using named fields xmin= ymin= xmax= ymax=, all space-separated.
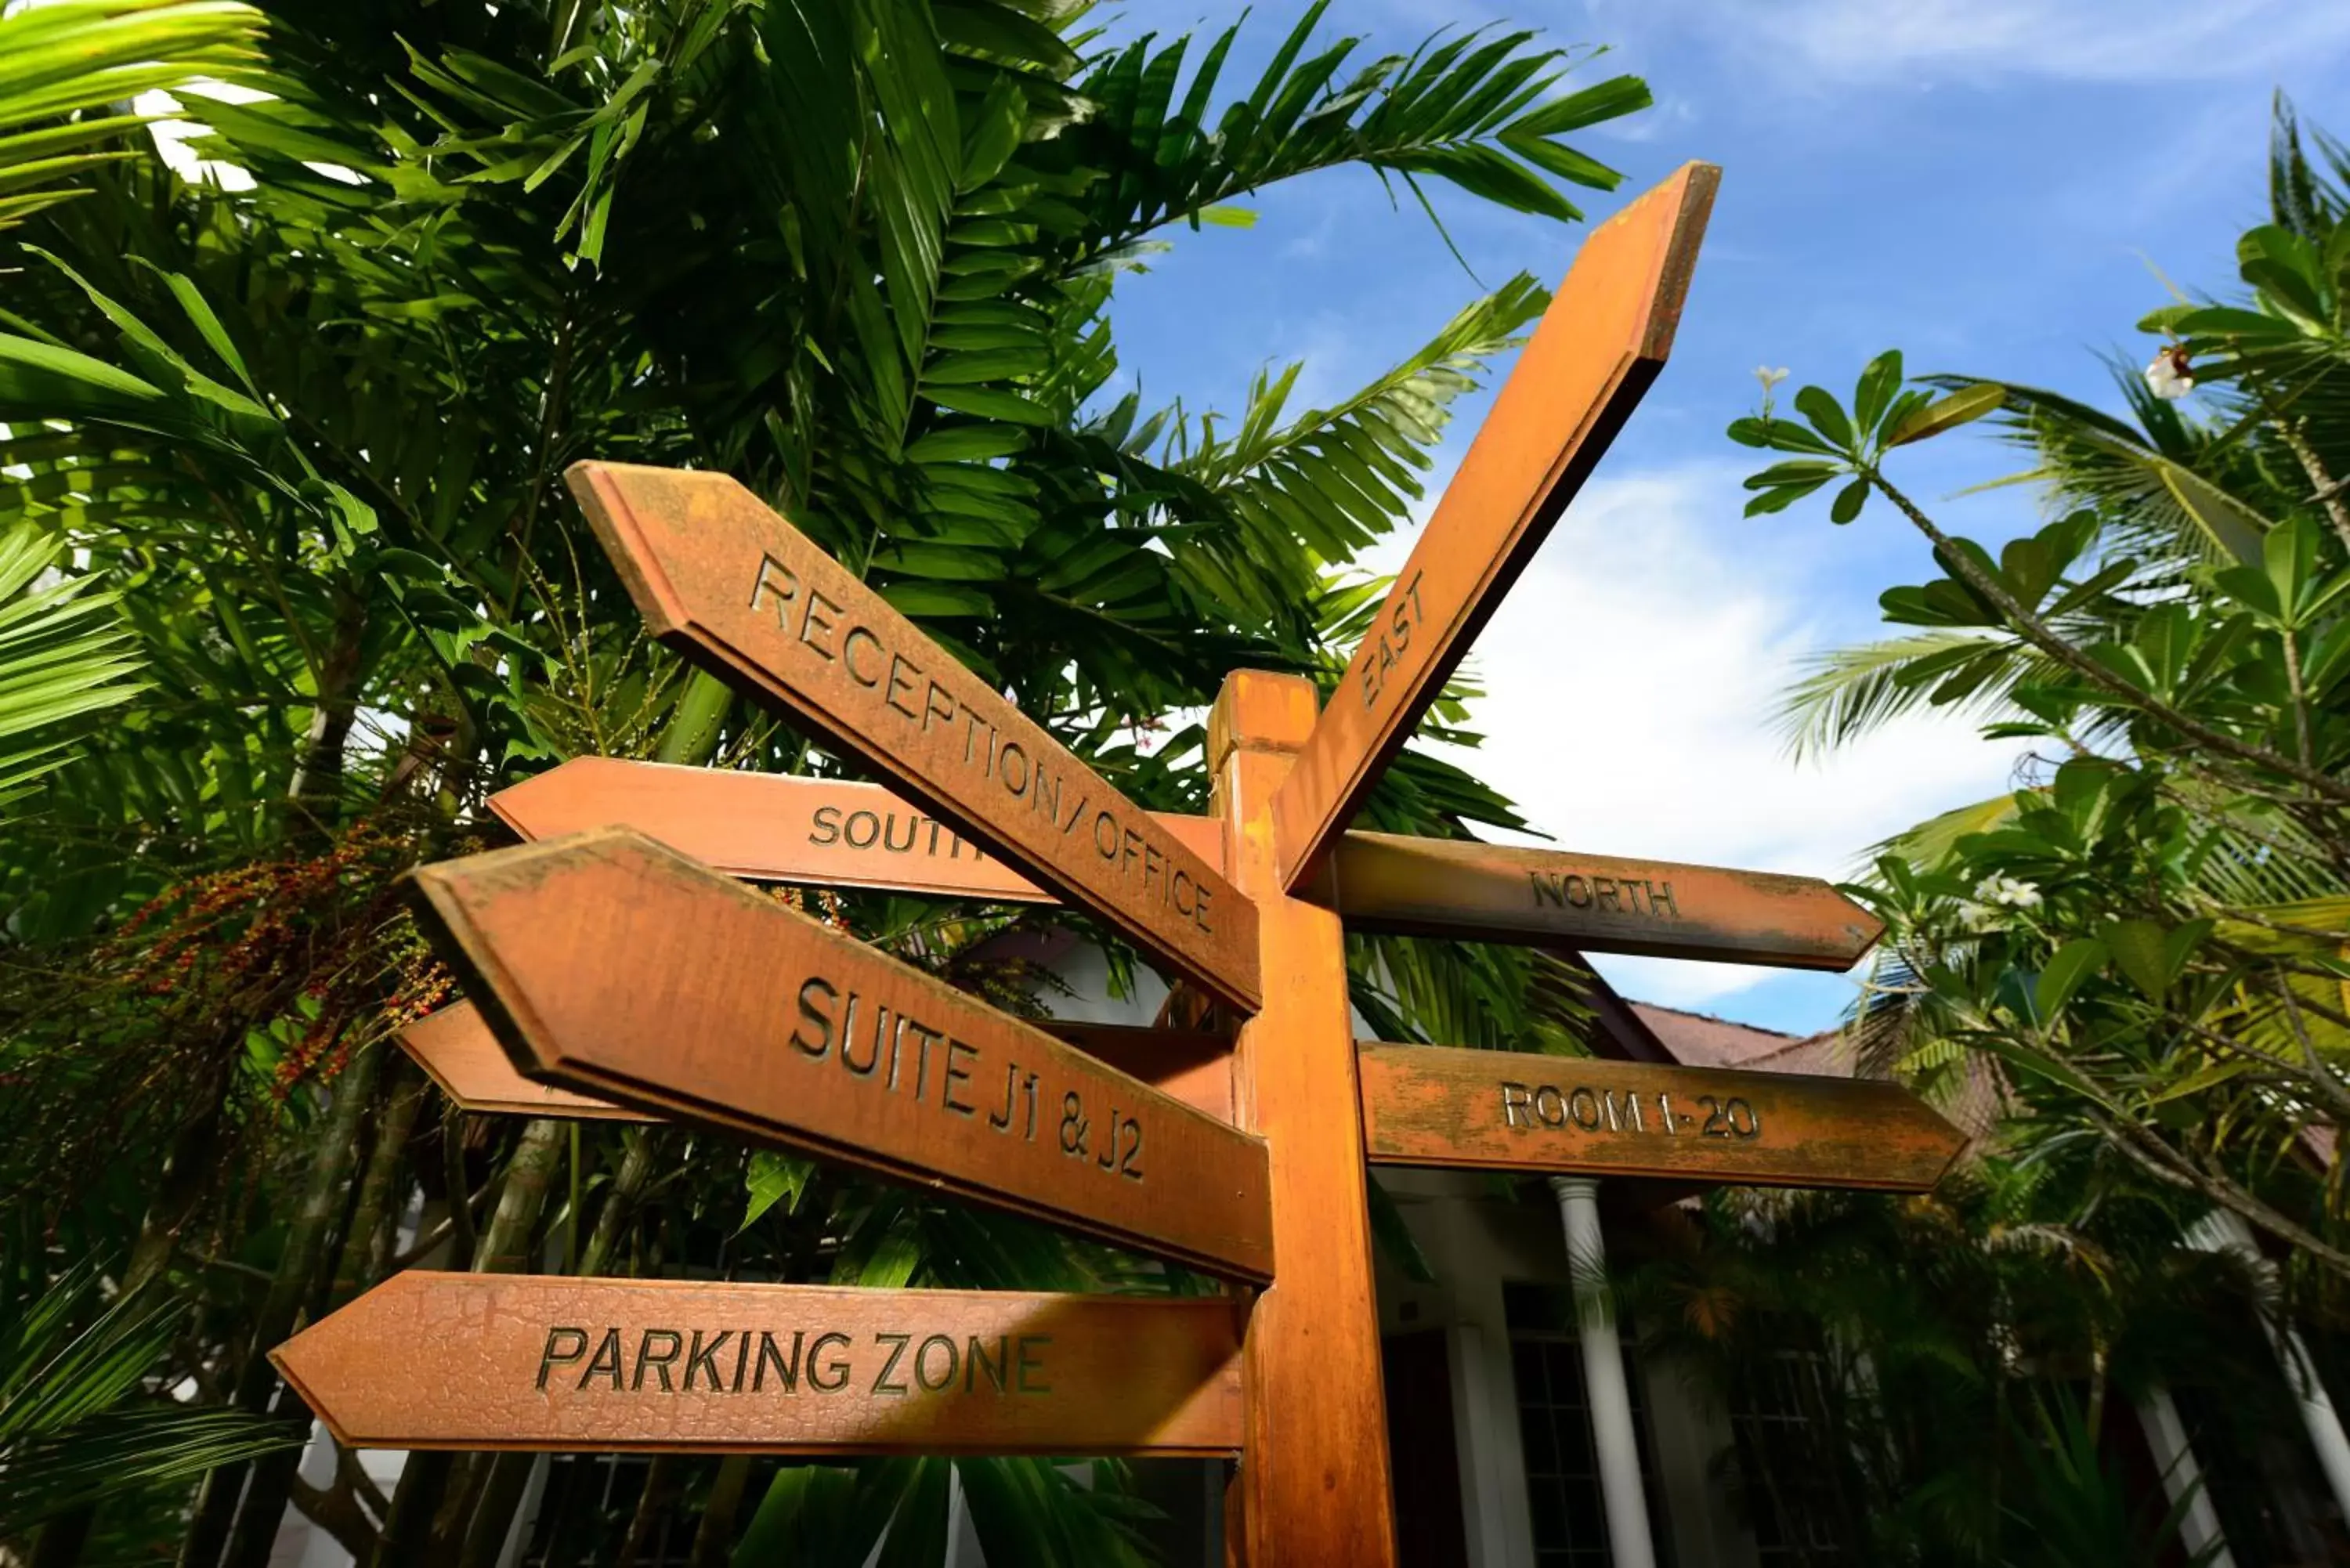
xmin=566 ymin=462 xmax=1259 ymax=1010
xmin=1270 ymin=162 xmax=1719 ymax=889
xmin=273 ymin=1273 xmax=1242 ymax=1456
xmin=400 ymin=1001 xmax=1237 ymax=1124
xmin=1325 ymin=830 xmax=1882 ymax=967
xmin=1358 ymin=1042 xmax=1964 ymax=1191
xmin=273 ymin=158 xmax=1976 ymax=1564
xmin=480 ymin=755 xmax=1878 ymax=966
xmin=409 ymin=829 xmax=1273 ymax=1281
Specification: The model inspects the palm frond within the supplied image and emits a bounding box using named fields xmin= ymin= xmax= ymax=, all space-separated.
xmin=0 ymin=1261 xmax=298 ymax=1535
xmin=0 ymin=518 xmax=143 ymax=813
xmin=1176 ymin=273 xmax=1547 ymax=565
xmin=0 ymin=0 xmax=266 ymax=229
xmin=1777 ymin=629 xmax=2026 ymax=761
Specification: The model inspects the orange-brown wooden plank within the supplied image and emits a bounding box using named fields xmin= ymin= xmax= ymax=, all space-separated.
xmin=566 ymin=464 xmax=1259 ymax=1010
xmin=401 ymin=999 xmax=1234 ymax=1125
xmin=1269 ymin=164 xmax=1719 ymax=890
xmin=1358 ymin=1042 xmax=1965 ymax=1192
xmin=397 ymin=1001 xmax=645 ymax=1121
xmin=1325 ymin=832 xmax=1882 ymax=969
xmin=1213 ymin=671 xmax=1398 ymax=1563
xmin=489 ymin=756 xmax=1226 ymax=901
xmin=273 ymin=1273 xmax=1242 ymax=1456
xmin=410 ymin=829 xmax=1272 ymax=1281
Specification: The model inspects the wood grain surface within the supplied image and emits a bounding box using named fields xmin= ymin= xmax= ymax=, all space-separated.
xmin=401 ymin=999 xmax=1235 ymax=1125
xmin=1213 ymin=670 xmax=1400 ymax=1565
xmin=1269 ymin=164 xmax=1719 ymax=890
xmin=488 ymin=757 xmax=1227 ymax=901
xmin=1325 ymin=831 xmax=1882 ymax=968
xmin=1358 ymin=1042 xmax=1965 ymax=1191
xmin=409 ymin=829 xmax=1272 ymax=1280
xmin=273 ymin=1273 xmax=1243 ymax=1455
xmin=566 ymin=463 xmax=1260 ymax=1009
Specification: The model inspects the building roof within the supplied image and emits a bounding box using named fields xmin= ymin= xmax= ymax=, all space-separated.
xmin=1628 ymin=1002 xmax=1849 ymax=1078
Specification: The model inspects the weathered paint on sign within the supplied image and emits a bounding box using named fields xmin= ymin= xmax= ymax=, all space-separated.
xmin=1358 ymin=1042 xmax=1964 ymax=1191
xmin=1271 ymin=164 xmax=1719 ymax=889
xmin=273 ymin=1273 xmax=1244 ymax=1455
xmin=1323 ymin=831 xmax=1881 ymax=969
xmin=410 ymin=829 xmax=1272 ymax=1280
xmin=566 ymin=464 xmax=1260 ymax=1008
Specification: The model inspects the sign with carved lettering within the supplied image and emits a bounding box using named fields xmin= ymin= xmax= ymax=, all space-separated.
xmin=565 ymin=463 xmax=1259 ymax=1010
xmin=272 ymin=1273 xmax=1244 ymax=1455
xmin=1357 ymin=1042 xmax=1965 ymax=1191
xmin=488 ymin=757 xmax=1226 ymax=903
xmin=410 ymin=829 xmax=1273 ymax=1281
xmin=1324 ymin=833 xmax=1882 ymax=969
xmin=488 ymin=758 xmax=1875 ymax=970
xmin=401 ymin=999 xmax=1236 ymax=1125
xmin=1269 ymin=163 xmax=1719 ymax=890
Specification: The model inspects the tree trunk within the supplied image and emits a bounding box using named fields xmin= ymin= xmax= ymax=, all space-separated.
xmin=363 ymin=1118 xmax=565 ymax=1568
xmin=287 ymin=596 xmax=368 ymax=837
xmin=121 ymin=1079 xmax=230 ymax=1295
xmin=687 ymin=1457 xmax=753 ymax=1568
xmin=332 ymin=1058 xmax=429 ymax=1306
xmin=614 ymin=1458 xmax=681 ymax=1568
xmin=29 ymin=1506 xmax=94 ymax=1568
xmin=182 ymin=1042 xmax=383 ymax=1568
xmin=454 ymin=1129 xmax=657 ymax=1568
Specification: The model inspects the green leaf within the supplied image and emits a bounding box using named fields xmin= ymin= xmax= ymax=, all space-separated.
xmin=740 ymin=1151 xmax=812 ymax=1232
xmin=1853 ymin=349 xmax=1904 ymax=437
xmin=1828 ymin=476 xmax=1869 ymax=524
xmin=2034 ymin=938 xmax=2108 ymax=1020
xmin=906 ymin=424 xmax=1027 ymax=462
xmin=1744 ymin=476 xmax=1834 ymax=517
xmin=1743 ymin=460 xmax=1844 ymax=490
xmin=1792 ymin=385 xmax=1854 ymax=452
xmin=2104 ymin=919 xmax=2169 ymax=1002
xmin=1887 ymin=383 xmax=2005 ymax=447
xmin=1505 ymin=74 xmax=1652 ymax=137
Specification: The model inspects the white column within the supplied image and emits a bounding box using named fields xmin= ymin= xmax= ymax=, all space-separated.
xmin=1549 ymin=1176 xmax=1656 ymax=1568
xmin=2189 ymin=1209 xmax=2350 ymax=1523
xmin=2133 ymin=1386 xmax=2235 ymax=1567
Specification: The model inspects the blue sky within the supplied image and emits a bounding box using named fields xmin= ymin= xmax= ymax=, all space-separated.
xmin=1095 ymin=0 xmax=2350 ymax=1034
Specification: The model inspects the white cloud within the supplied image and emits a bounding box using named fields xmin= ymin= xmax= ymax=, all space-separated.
xmin=1586 ymin=0 xmax=2350 ymax=85
xmin=1386 ymin=459 xmax=2026 ymax=1012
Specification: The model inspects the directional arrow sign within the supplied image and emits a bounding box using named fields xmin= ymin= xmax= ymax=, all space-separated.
xmin=410 ymin=829 xmax=1273 ymax=1281
xmin=566 ymin=463 xmax=1259 ymax=1010
xmin=273 ymin=1272 xmax=1244 ymax=1456
xmin=1271 ymin=163 xmax=1719 ymax=890
xmin=487 ymin=757 xmax=1874 ymax=968
xmin=1358 ymin=1042 xmax=1965 ymax=1192
xmin=1322 ymin=833 xmax=1882 ymax=969
xmin=489 ymin=757 xmax=1226 ymax=904
xmin=399 ymin=1000 xmax=642 ymax=1120
xmin=402 ymin=999 xmax=1236 ymax=1125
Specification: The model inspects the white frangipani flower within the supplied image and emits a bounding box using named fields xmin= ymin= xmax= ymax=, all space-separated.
xmin=2146 ymin=344 xmax=2195 ymax=400
xmin=1973 ymin=875 xmax=2043 ymax=912
xmin=1755 ymin=366 xmax=1790 ymax=394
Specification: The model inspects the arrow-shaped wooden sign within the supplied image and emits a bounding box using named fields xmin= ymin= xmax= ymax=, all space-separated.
xmin=481 ymin=757 xmax=1878 ymax=967
xmin=401 ymin=999 xmax=1236 ymax=1125
xmin=1357 ymin=1042 xmax=1964 ymax=1191
xmin=410 ymin=829 xmax=1274 ymax=1281
xmin=1270 ymin=162 xmax=1719 ymax=890
xmin=273 ymin=1273 xmax=1243 ymax=1456
xmin=1323 ymin=832 xmax=1881 ymax=969
xmin=566 ymin=462 xmax=1260 ymax=1011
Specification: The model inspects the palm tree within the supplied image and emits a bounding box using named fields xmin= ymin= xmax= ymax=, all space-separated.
xmin=1731 ymin=100 xmax=2350 ymax=1281
xmin=0 ymin=2 xmax=1650 ymax=1560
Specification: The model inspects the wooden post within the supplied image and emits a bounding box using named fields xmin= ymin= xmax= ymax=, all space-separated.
xmin=1211 ymin=670 xmax=1397 ymax=1565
